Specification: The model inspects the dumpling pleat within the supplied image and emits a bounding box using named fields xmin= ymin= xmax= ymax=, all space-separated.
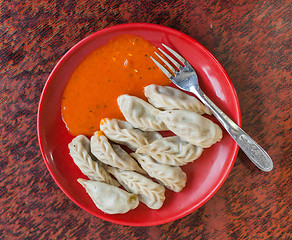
xmin=136 ymin=136 xmax=203 ymax=166
xmin=144 ymin=84 xmax=212 ymax=115
xmin=108 ymin=167 xmax=165 ymax=209
xmin=100 ymin=118 xmax=162 ymax=150
xmin=117 ymin=94 xmax=168 ymax=131
xmin=90 ymin=131 xmax=145 ymax=174
xmin=68 ymin=135 xmax=120 ymax=186
xmin=131 ymin=152 xmax=187 ymax=192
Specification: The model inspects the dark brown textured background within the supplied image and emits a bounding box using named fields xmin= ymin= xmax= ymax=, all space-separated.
xmin=0 ymin=0 xmax=291 ymax=239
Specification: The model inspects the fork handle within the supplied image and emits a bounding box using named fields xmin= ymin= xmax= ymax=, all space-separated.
xmin=191 ymin=86 xmax=273 ymax=172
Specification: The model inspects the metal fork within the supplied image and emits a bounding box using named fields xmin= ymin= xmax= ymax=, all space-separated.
xmin=151 ymin=44 xmax=273 ymax=172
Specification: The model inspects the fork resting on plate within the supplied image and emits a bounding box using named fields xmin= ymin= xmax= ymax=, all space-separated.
xmin=151 ymin=44 xmax=273 ymax=172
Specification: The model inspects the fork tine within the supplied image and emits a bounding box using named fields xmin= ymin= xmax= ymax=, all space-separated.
xmin=150 ymin=56 xmax=173 ymax=78
xmin=162 ymin=44 xmax=186 ymax=65
xmin=158 ymin=48 xmax=181 ymax=70
xmin=154 ymin=52 xmax=177 ymax=74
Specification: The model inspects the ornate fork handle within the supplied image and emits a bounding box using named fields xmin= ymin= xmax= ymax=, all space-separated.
xmin=191 ymin=86 xmax=273 ymax=172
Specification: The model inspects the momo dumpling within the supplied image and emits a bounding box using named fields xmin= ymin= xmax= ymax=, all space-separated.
xmin=100 ymin=118 xmax=162 ymax=150
xmin=108 ymin=167 xmax=165 ymax=209
xmin=68 ymin=135 xmax=119 ymax=186
xmin=90 ymin=131 xmax=145 ymax=174
xmin=77 ymin=179 xmax=139 ymax=214
xmin=117 ymin=94 xmax=167 ymax=131
xmin=131 ymin=153 xmax=187 ymax=192
xmin=136 ymin=136 xmax=203 ymax=166
xmin=144 ymin=84 xmax=212 ymax=115
xmin=159 ymin=110 xmax=223 ymax=148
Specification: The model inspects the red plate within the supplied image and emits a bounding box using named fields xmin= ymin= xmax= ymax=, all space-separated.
xmin=37 ymin=23 xmax=241 ymax=226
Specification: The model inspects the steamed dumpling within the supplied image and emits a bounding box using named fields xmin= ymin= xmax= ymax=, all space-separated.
xmin=68 ymin=135 xmax=119 ymax=186
xmin=117 ymin=94 xmax=167 ymax=131
xmin=135 ymin=136 xmax=203 ymax=166
xmin=78 ymin=179 xmax=139 ymax=214
xmin=108 ymin=167 xmax=165 ymax=209
xmin=159 ymin=110 xmax=222 ymax=148
xmin=131 ymin=152 xmax=187 ymax=192
xmin=100 ymin=118 xmax=162 ymax=150
xmin=90 ymin=131 xmax=145 ymax=174
xmin=144 ymin=84 xmax=212 ymax=115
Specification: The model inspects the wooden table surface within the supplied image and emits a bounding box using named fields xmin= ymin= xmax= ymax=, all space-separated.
xmin=1 ymin=0 xmax=291 ymax=239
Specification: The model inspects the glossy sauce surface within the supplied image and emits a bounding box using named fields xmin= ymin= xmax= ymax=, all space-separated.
xmin=61 ymin=34 xmax=170 ymax=136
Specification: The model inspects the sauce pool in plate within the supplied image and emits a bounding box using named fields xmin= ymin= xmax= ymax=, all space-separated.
xmin=61 ymin=34 xmax=170 ymax=136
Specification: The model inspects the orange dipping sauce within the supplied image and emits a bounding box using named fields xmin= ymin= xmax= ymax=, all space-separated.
xmin=61 ymin=34 xmax=170 ymax=136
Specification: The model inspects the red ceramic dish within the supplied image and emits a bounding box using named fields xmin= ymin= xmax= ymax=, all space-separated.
xmin=37 ymin=23 xmax=241 ymax=226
